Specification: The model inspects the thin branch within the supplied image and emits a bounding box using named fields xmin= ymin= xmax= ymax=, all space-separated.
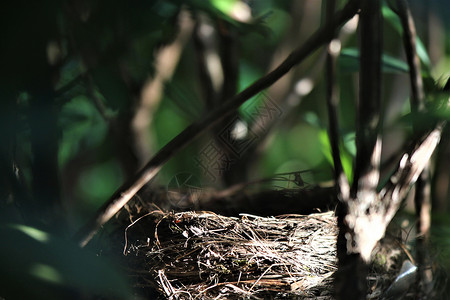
xmin=324 ymin=4 xmax=352 ymax=296
xmin=324 ymin=0 xmax=350 ymax=201
xmin=394 ymin=0 xmax=430 ymax=234
xmin=73 ymin=0 xmax=361 ymax=247
xmin=394 ymin=0 xmax=425 ymax=113
xmin=394 ymin=0 xmax=431 ymax=294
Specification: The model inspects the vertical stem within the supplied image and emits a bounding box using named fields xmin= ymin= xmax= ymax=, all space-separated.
xmin=193 ymin=17 xmax=219 ymax=110
xmin=394 ymin=0 xmax=431 ymax=295
xmin=325 ymin=3 xmax=362 ymax=298
xmin=325 ymin=0 xmax=350 ymax=201
xmin=352 ymin=0 xmax=382 ymax=198
xmin=218 ymin=21 xmax=239 ymax=104
xmin=396 ymin=0 xmax=425 ymax=112
xmin=217 ymin=21 xmax=243 ymax=185
xmin=337 ymin=0 xmax=382 ymax=298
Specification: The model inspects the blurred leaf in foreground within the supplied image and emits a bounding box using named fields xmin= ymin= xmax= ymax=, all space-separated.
xmin=0 ymin=224 xmax=131 ymax=299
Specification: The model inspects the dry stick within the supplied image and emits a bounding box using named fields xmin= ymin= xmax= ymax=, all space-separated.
xmin=353 ymin=122 xmax=445 ymax=297
xmin=381 ymin=122 xmax=445 ymax=224
xmin=73 ymin=0 xmax=360 ymax=248
xmin=380 ymin=124 xmax=443 ymax=297
xmin=394 ymin=0 xmax=431 ymax=294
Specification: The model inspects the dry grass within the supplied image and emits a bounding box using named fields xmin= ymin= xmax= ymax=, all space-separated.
xmin=119 ymin=209 xmax=407 ymax=299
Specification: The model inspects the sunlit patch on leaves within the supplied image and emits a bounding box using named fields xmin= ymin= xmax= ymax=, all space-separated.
xmin=9 ymin=224 xmax=50 ymax=243
xmin=29 ymin=263 xmax=63 ymax=285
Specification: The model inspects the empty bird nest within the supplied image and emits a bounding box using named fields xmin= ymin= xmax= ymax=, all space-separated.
xmin=115 ymin=208 xmax=414 ymax=299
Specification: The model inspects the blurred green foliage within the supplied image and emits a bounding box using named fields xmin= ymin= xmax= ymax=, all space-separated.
xmin=0 ymin=224 xmax=131 ymax=299
xmin=59 ymin=96 xmax=109 ymax=167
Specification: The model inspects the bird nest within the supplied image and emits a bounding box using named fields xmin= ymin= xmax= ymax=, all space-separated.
xmin=119 ymin=210 xmax=405 ymax=299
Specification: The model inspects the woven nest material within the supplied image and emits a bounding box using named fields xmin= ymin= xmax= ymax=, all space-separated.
xmin=120 ymin=210 xmax=404 ymax=299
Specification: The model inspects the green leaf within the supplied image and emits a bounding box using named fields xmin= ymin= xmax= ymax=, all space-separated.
xmin=58 ymin=96 xmax=108 ymax=167
xmin=318 ymin=130 xmax=354 ymax=183
xmin=78 ymin=160 xmax=124 ymax=207
xmin=211 ymin=0 xmax=237 ymax=15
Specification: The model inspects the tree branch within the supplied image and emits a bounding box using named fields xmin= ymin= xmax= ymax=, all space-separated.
xmin=73 ymin=0 xmax=361 ymax=247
